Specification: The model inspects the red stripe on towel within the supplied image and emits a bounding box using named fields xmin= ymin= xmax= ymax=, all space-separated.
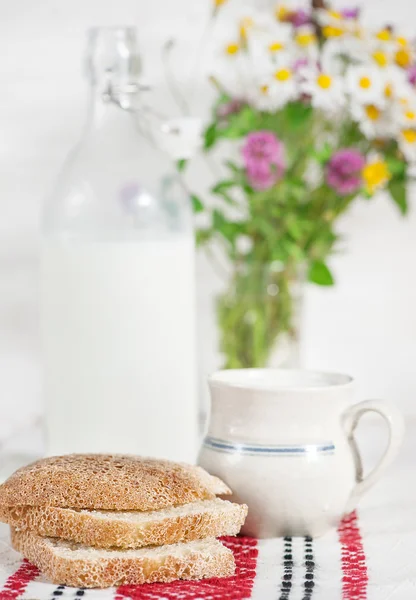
xmin=115 ymin=536 xmax=258 ymax=600
xmin=338 ymin=511 xmax=368 ymax=600
xmin=0 ymin=559 xmax=39 ymax=600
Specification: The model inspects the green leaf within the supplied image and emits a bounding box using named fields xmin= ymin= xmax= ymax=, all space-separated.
xmin=388 ymin=179 xmax=408 ymax=215
xmin=308 ymin=260 xmax=335 ymax=286
xmin=286 ymin=218 xmax=303 ymax=241
xmin=212 ymin=209 xmax=245 ymax=245
xmin=312 ymin=142 xmax=333 ymax=165
xmin=225 ymin=160 xmax=242 ymax=174
xmin=204 ymin=123 xmax=217 ymax=149
xmin=211 ymin=180 xmax=235 ymax=194
xmin=176 ymin=159 xmax=187 ymax=172
xmin=386 ymin=157 xmax=406 ymax=180
xmin=191 ymin=194 xmax=204 ymax=213
xmin=220 ymin=106 xmax=259 ymax=139
xmin=282 ymin=101 xmax=313 ymax=130
xmin=213 ymin=208 xmax=227 ymax=230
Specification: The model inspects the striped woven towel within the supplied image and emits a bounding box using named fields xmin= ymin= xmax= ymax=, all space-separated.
xmin=0 ymin=504 xmax=414 ymax=600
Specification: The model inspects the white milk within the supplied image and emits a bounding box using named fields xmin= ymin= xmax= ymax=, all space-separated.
xmin=41 ymin=236 xmax=197 ymax=462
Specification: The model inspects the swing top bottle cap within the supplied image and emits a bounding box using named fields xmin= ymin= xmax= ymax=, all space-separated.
xmin=85 ymin=26 xmax=142 ymax=88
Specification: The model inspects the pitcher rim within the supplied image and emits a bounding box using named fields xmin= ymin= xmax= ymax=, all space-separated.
xmin=209 ymin=368 xmax=354 ymax=392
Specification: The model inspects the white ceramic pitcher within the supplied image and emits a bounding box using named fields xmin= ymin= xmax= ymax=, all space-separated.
xmin=198 ymin=369 xmax=404 ymax=538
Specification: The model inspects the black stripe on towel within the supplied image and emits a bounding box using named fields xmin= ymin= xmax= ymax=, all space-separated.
xmin=50 ymin=585 xmax=65 ymax=598
xmin=279 ymin=536 xmax=293 ymax=600
xmin=50 ymin=586 xmax=86 ymax=598
xmin=302 ymin=535 xmax=315 ymax=599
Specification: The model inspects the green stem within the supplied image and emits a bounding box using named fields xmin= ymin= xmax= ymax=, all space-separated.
xmin=217 ymin=262 xmax=301 ymax=368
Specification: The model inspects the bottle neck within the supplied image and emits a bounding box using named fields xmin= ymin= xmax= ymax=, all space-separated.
xmin=86 ymin=86 xmax=131 ymax=129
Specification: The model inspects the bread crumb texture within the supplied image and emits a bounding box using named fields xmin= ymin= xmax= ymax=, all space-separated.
xmin=0 ymin=455 xmax=231 ymax=510
xmin=11 ymin=528 xmax=236 ymax=587
xmin=0 ymin=499 xmax=248 ymax=548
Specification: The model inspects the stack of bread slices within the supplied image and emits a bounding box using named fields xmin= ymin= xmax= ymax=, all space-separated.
xmin=0 ymin=454 xmax=247 ymax=588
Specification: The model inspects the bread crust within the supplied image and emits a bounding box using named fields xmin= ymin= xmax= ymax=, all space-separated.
xmin=11 ymin=529 xmax=235 ymax=587
xmin=0 ymin=499 xmax=247 ymax=549
xmin=0 ymin=455 xmax=231 ymax=510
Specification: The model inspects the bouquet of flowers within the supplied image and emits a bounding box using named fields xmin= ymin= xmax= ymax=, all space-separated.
xmin=181 ymin=0 xmax=414 ymax=368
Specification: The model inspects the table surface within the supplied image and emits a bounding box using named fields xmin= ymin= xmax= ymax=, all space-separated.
xmin=0 ymin=420 xmax=414 ymax=600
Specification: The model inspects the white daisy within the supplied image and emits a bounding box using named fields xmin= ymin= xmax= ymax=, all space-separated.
xmin=350 ymin=102 xmax=395 ymax=139
xmin=293 ymin=25 xmax=319 ymax=59
xmin=301 ymin=68 xmax=345 ymax=111
xmin=269 ymin=65 xmax=299 ymax=106
xmin=321 ymin=36 xmax=370 ymax=75
xmin=393 ymin=100 xmax=416 ymax=131
xmin=346 ymin=65 xmax=387 ymax=106
xmin=248 ymin=65 xmax=299 ymax=111
xmin=247 ymin=80 xmax=281 ymax=112
xmin=393 ymin=36 xmax=414 ymax=69
xmin=369 ymin=31 xmax=414 ymax=70
xmin=382 ymin=66 xmax=414 ymax=102
xmin=211 ymin=33 xmax=255 ymax=99
xmin=398 ymin=128 xmax=416 ymax=162
xmin=247 ymin=22 xmax=293 ymax=67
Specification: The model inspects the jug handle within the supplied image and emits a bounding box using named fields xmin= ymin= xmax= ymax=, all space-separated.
xmin=343 ymin=399 xmax=404 ymax=511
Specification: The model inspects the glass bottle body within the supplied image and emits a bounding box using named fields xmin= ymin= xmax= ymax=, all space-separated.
xmin=42 ymin=28 xmax=198 ymax=461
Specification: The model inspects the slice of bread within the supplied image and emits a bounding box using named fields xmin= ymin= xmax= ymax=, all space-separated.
xmin=0 ymin=455 xmax=231 ymax=510
xmin=11 ymin=528 xmax=235 ymax=587
xmin=1 ymin=498 xmax=247 ymax=549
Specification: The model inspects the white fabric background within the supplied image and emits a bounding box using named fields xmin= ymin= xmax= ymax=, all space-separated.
xmin=1 ymin=0 xmax=416 ymax=459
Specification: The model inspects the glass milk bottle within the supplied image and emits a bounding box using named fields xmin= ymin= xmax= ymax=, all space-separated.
xmin=41 ymin=27 xmax=197 ymax=462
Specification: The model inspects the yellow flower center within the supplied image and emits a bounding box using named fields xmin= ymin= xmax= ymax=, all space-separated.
xmin=328 ymin=10 xmax=342 ymax=19
xmin=275 ymin=68 xmax=292 ymax=82
xmin=359 ymin=76 xmax=372 ymax=89
xmin=397 ymin=36 xmax=408 ymax=47
xmin=269 ymin=41 xmax=285 ymax=52
xmin=402 ymin=129 xmax=416 ymax=144
xmin=362 ymin=160 xmax=391 ymax=192
xmin=395 ymin=48 xmax=411 ymax=68
xmin=323 ymin=25 xmax=344 ymax=38
xmin=214 ymin=0 xmax=228 ymax=6
xmin=276 ymin=5 xmax=289 ymax=22
xmin=317 ymin=74 xmax=332 ymax=89
xmin=365 ymin=105 xmax=381 ymax=121
xmin=372 ymin=51 xmax=388 ymax=68
xmin=376 ymin=29 xmax=391 ymax=42
xmin=239 ymin=17 xmax=254 ymax=42
xmin=400 ymin=97 xmax=410 ymax=106
xmin=296 ymin=33 xmax=316 ymax=47
xmin=385 ymin=84 xmax=393 ymax=98
xmin=260 ymin=84 xmax=269 ymax=95
xmin=225 ymin=43 xmax=240 ymax=55
xmin=405 ymin=110 xmax=416 ymax=120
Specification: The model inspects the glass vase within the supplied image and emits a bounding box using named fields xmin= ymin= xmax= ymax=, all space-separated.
xmin=198 ymin=259 xmax=305 ymax=426
xmin=217 ymin=260 xmax=305 ymax=369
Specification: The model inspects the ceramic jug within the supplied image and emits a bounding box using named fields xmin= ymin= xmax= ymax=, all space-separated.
xmin=198 ymin=369 xmax=404 ymax=537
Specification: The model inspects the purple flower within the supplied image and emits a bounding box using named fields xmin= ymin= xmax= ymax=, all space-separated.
xmin=216 ymin=99 xmax=245 ymax=120
xmin=341 ymin=7 xmax=360 ymax=19
xmin=242 ymin=131 xmax=286 ymax=191
xmin=288 ymin=9 xmax=311 ymax=27
xmin=408 ymin=66 xmax=416 ymax=86
xmin=293 ymin=57 xmax=310 ymax=73
xmin=326 ymin=149 xmax=365 ymax=196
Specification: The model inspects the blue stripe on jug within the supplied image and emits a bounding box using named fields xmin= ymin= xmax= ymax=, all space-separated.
xmin=203 ymin=436 xmax=335 ymax=456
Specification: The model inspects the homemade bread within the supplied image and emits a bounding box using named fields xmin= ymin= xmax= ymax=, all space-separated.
xmin=0 ymin=455 xmax=231 ymax=510
xmin=11 ymin=529 xmax=235 ymax=588
xmin=1 ymin=498 xmax=247 ymax=549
